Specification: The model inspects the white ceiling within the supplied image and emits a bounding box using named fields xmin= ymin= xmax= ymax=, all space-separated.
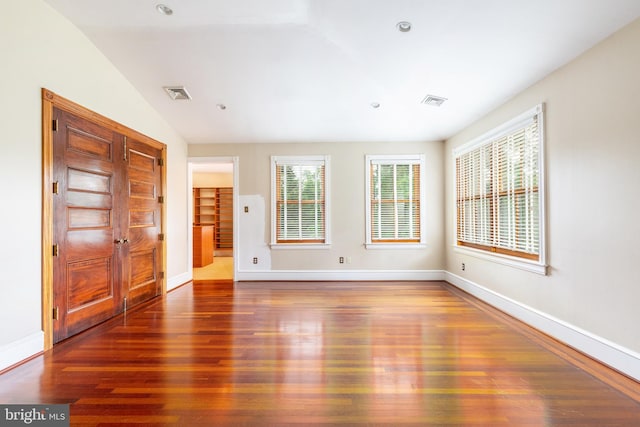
xmin=44 ymin=0 xmax=640 ymax=144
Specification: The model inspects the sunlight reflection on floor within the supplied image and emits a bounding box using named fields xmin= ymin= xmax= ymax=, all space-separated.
xmin=193 ymin=256 xmax=233 ymax=280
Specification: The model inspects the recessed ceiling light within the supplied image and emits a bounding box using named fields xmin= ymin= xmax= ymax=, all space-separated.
xmin=156 ymin=4 xmax=173 ymax=15
xmin=216 ymin=104 xmax=227 ymax=110
xmin=370 ymin=102 xmax=380 ymax=109
xmin=396 ymin=21 xmax=411 ymax=32
xmin=421 ymin=94 xmax=447 ymax=107
xmin=163 ymin=86 xmax=191 ymax=100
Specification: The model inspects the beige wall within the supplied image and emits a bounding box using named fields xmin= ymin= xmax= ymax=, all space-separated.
xmin=0 ymin=0 xmax=189 ymax=368
xmin=445 ymin=18 xmax=640 ymax=356
xmin=189 ymin=141 xmax=444 ymax=272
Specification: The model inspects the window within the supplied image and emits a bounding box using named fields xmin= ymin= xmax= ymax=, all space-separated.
xmin=365 ymin=154 xmax=426 ymax=247
xmin=271 ymin=156 xmax=330 ymax=246
xmin=454 ymin=104 xmax=546 ymax=272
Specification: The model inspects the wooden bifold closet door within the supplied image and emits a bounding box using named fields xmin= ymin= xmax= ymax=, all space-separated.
xmin=50 ymin=105 xmax=164 ymax=343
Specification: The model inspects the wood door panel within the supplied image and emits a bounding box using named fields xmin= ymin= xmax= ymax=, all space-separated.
xmin=64 ymin=229 xmax=114 ymax=258
xmin=67 ymin=168 xmax=112 ymax=193
xmin=128 ymin=149 xmax=156 ymax=172
xmin=129 ymin=179 xmax=156 ymax=200
xmin=128 ymin=222 xmax=159 ymax=239
xmin=66 ymin=191 xmax=112 ymax=209
xmin=129 ymin=249 xmax=157 ymax=291
xmin=66 ymin=258 xmax=113 ymax=311
xmin=66 ymin=124 xmax=113 ymax=161
xmin=129 ymin=210 xmax=156 ymax=227
xmin=67 ymin=208 xmax=111 ymax=229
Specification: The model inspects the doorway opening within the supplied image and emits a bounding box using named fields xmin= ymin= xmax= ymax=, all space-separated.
xmin=188 ymin=157 xmax=238 ymax=281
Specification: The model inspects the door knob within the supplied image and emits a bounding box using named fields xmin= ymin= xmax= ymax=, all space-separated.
xmin=114 ymin=238 xmax=124 ymax=244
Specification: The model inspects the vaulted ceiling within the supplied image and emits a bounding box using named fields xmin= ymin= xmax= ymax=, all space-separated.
xmin=44 ymin=0 xmax=640 ymax=144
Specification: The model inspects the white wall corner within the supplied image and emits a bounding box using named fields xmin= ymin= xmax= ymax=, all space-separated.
xmin=167 ymin=272 xmax=192 ymax=292
xmin=238 ymin=194 xmax=271 ymax=271
xmin=236 ymin=269 xmax=446 ymax=282
xmin=0 ymin=331 xmax=44 ymax=372
xmin=444 ymin=271 xmax=640 ymax=382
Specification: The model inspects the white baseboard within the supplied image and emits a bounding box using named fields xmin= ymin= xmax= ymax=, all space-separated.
xmin=445 ymin=272 xmax=640 ymax=382
xmin=0 ymin=331 xmax=44 ymax=372
xmin=167 ymin=272 xmax=192 ymax=291
xmin=236 ymin=269 xmax=446 ymax=282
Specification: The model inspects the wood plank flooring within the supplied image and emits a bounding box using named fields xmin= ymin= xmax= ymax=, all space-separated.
xmin=1 ymin=280 xmax=639 ymax=426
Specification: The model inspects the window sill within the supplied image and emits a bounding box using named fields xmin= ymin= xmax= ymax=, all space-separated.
xmin=365 ymin=243 xmax=426 ymax=250
xmin=270 ymin=243 xmax=331 ymax=250
xmin=453 ymin=245 xmax=548 ymax=275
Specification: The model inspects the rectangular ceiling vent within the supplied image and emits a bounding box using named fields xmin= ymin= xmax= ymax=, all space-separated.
xmin=421 ymin=94 xmax=447 ymax=107
xmin=163 ymin=86 xmax=192 ymax=100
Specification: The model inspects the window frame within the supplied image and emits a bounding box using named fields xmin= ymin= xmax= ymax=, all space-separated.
xmin=270 ymin=155 xmax=331 ymax=249
xmin=365 ymin=154 xmax=427 ymax=249
xmin=453 ymin=104 xmax=547 ymax=274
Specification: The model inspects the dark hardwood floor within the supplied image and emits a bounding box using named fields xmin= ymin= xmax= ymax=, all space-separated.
xmin=1 ymin=280 xmax=639 ymax=426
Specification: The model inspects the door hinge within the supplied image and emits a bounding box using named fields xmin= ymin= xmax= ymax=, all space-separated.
xmin=158 ymin=196 xmax=165 ymax=204
xmin=157 ymin=158 xmax=164 ymax=166
xmin=52 ymin=181 xmax=59 ymax=194
xmin=52 ymin=306 xmax=59 ymax=320
xmin=159 ymin=272 xmax=165 ymax=279
xmin=158 ymin=233 xmax=165 ymax=241
xmin=52 ymin=244 xmax=59 ymax=257
xmin=123 ymin=136 xmax=128 ymax=161
xmin=52 ymin=119 xmax=58 ymax=132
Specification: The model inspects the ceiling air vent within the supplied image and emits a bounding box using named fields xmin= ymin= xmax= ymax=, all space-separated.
xmin=421 ymin=94 xmax=447 ymax=107
xmin=163 ymin=86 xmax=192 ymax=100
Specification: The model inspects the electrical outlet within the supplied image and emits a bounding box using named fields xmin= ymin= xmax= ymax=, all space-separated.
xmin=339 ymin=256 xmax=344 ymax=264
xmin=252 ymin=257 xmax=258 ymax=264
xmin=461 ymin=262 xmax=465 ymax=271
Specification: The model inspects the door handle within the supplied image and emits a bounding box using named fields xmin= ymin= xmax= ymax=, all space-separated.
xmin=114 ymin=238 xmax=129 ymax=244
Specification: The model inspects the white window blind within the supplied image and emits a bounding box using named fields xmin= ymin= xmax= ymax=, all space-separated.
xmin=455 ymin=105 xmax=544 ymax=262
xmin=273 ymin=157 xmax=326 ymax=243
xmin=366 ymin=155 xmax=424 ymax=244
